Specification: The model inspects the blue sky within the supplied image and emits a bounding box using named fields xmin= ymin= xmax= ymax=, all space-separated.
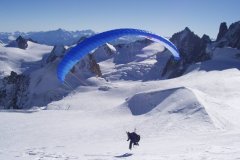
xmin=0 ymin=0 xmax=239 ymax=38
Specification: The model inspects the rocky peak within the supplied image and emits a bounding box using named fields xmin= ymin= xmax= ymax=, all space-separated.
xmin=0 ymin=71 xmax=29 ymax=109
xmin=215 ymin=21 xmax=240 ymax=49
xmin=91 ymin=43 xmax=116 ymax=62
xmin=225 ymin=21 xmax=240 ymax=49
xmin=57 ymin=28 xmax=64 ymax=32
xmin=6 ymin=36 xmax=28 ymax=49
xmin=184 ymin=27 xmax=191 ymax=32
xmin=160 ymin=28 xmax=213 ymax=79
xmin=88 ymin=54 xmax=102 ymax=77
xmin=5 ymin=71 xmax=18 ymax=83
xmin=201 ymin=34 xmax=211 ymax=43
xmin=16 ymin=36 xmax=28 ymax=49
xmin=44 ymin=45 xmax=66 ymax=64
xmin=104 ymin=43 xmax=117 ymax=56
xmin=170 ymin=27 xmax=211 ymax=63
xmin=51 ymin=45 xmax=66 ymax=56
xmin=216 ymin=22 xmax=228 ymax=41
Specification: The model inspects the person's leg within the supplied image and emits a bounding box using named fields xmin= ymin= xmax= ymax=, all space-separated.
xmin=134 ymin=142 xmax=139 ymax=145
xmin=129 ymin=141 xmax=133 ymax=150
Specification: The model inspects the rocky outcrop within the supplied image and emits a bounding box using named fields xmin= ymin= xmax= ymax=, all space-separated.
xmin=16 ymin=36 xmax=28 ymax=49
xmin=170 ymin=27 xmax=211 ymax=64
xmin=216 ymin=22 xmax=228 ymax=41
xmin=103 ymin=43 xmax=116 ymax=56
xmin=150 ymin=27 xmax=212 ymax=80
xmin=92 ymin=43 xmax=117 ymax=62
xmin=71 ymin=52 xmax=102 ymax=78
xmin=216 ymin=21 xmax=240 ymax=49
xmin=6 ymin=36 xmax=28 ymax=49
xmin=88 ymin=54 xmax=102 ymax=77
xmin=44 ymin=45 xmax=66 ymax=64
xmin=0 ymin=71 xmax=29 ymax=109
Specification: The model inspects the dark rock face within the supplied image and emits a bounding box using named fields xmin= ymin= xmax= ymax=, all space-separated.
xmin=0 ymin=71 xmax=29 ymax=109
xmin=103 ymin=44 xmax=115 ymax=56
xmin=88 ymin=54 xmax=102 ymax=77
xmin=16 ymin=36 xmax=28 ymax=49
xmin=216 ymin=22 xmax=228 ymax=41
xmin=92 ymin=43 xmax=117 ymax=63
xmin=225 ymin=21 xmax=240 ymax=49
xmin=161 ymin=56 xmax=184 ymax=78
xmin=6 ymin=36 xmax=28 ymax=49
xmin=153 ymin=27 xmax=212 ymax=79
xmin=170 ymin=27 xmax=211 ymax=64
xmin=44 ymin=45 xmax=66 ymax=64
xmin=216 ymin=21 xmax=240 ymax=49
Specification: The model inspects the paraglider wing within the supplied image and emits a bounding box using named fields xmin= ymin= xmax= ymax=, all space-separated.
xmin=57 ymin=28 xmax=180 ymax=82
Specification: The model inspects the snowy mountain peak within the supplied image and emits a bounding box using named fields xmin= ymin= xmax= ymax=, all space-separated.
xmin=170 ymin=27 xmax=211 ymax=63
xmin=215 ymin=21 xmax=240 ymax=49
xmin=0 ymin=29 xmax=95 ymax=46
xmin=16 ymin=36 xmax=28 ymax=49
xmin=43 ymin=45 xmax=66 ymax=64
xmin=183 ymin=27 xmax=191 ymax=32
xmin=5 ymin=35 xmax=28 ymax=49
xmin=56 ymin=28 xmax=65 ymax=32
xmin=216 ymin=22 xmax=228 ymax=41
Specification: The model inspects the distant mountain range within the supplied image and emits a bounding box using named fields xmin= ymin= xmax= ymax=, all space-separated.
xmin=0 ymin=28 xmax=95 ymax=46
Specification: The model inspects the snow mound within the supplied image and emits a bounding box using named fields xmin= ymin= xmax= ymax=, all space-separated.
xmin=126 ymin=87 xmax=207 ymax=117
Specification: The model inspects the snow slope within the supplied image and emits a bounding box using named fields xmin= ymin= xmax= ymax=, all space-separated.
xmin=101 ymin=42 xmax=166 ymax=81
xmin=0 ymin=44 xmax=240 ymax=159
xmin=0 ymin=41 xmax=53 ymax=77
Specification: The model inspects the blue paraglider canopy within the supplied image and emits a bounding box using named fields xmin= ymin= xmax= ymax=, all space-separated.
xmin=57 ymin=28 xmax=180 ymax=82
